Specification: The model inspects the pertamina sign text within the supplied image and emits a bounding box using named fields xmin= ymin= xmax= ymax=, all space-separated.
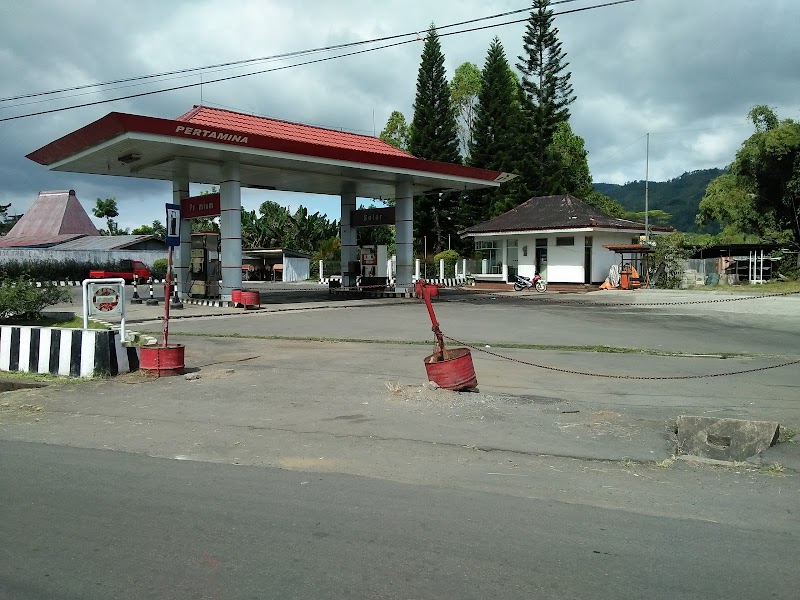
xmin=174 ymin=126 xmax=249 ymax=144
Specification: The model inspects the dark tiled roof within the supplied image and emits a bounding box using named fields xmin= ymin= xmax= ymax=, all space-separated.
xmin=462 ymin=194 xmax=673 ymax=234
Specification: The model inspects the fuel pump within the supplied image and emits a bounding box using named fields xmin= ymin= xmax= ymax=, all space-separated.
xmin=360 ymin=246 xmax=377 ymax=278
xmin=189 ymin=232 xmax=221 ymax=298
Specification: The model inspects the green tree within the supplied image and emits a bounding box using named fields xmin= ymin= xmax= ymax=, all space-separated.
xmin=131 ymin=220 xmax=166 ymax=241
xmin=463 ymin=38 xmax=519 ymax=226
xmin=450 ymin=62 xmax=482 ymax=157
xmin=516 ymin=0 xmax=576 ymax=199
xmin=696 ymin=173 xmax=767 ymax=242
xmin=93 ymin=197 xmax=124 ymax=235
xmin=582 ymin=190 xmax=626 ymax=218
xmin=546 ymin=121 xmax=591 ymax=196
xmin=697 ymin=106 xmax=800 ymax=252
xmin=409 ymin=24 xmax=462 ymax=253
xmin=0 ymin=203 xmax=18 ymax=235
xmin=379 ymin=111 xmax=411 ymax=152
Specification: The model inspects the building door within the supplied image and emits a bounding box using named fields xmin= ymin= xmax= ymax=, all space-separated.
xmin=506 ymin=239 xmax=518 ymax=280
xmin=535 ymin=238 xmax=548 ymax=280
xmin=584 ymin=236 xmax=593 ymax=284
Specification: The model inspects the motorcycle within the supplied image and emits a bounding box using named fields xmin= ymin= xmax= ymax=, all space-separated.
xmin=513 ymin=272 xmax=547 ymax=293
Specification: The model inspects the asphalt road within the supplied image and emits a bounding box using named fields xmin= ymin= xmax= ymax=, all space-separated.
xmin=2 ymin=440 xmax=797 ymax=600
xmin=123 ymin=290 xmax=800 ymax=357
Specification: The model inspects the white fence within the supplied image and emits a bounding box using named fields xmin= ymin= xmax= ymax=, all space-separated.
xmin=0 ymin=249 xmax=166 ymax=266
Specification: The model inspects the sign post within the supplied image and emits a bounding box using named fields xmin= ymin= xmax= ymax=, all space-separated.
xmin=164 ymin=203 xmax=181 ymax=346
xmin=82 ymin=278 xmax=126 ymax=341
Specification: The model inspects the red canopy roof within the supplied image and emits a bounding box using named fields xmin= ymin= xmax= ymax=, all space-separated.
xmin=26 ymin=106 xmax=512 ymax=199
xmin=176 ymin=106 xmax=412 ymax=159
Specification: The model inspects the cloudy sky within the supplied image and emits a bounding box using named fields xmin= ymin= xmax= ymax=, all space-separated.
xmin=1 ymin=0 xmax=798 ymax=231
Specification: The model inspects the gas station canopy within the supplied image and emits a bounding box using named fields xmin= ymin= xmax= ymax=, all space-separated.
xmin=26 ymin=106 xmax=511 ymax=199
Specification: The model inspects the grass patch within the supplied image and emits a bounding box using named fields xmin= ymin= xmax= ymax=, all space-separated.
xmin=685 ymin=281 xmax=800 ymax=295
xmin=1 ymin=316 xmax=108 ymax=329
xmin=778 ymin=427 xmax=797 ymax=443
xmin=146 ymin=331 xmax=770 ymax=359
xmin=620 ymin=458 xmax=634 ymax=469
xmin=654 ymin=456 xmax=676 ymax=469
xmin=0 ymin=370 xmax=82 ymax=384
xmin=764 ymin=462 xmax=785 ymax=475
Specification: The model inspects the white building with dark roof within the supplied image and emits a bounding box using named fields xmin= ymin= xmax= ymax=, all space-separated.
xmin=462 ymin=194 xmax=672 ymax=285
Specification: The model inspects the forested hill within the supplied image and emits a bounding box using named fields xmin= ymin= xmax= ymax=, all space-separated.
xmin=594 ymin=168 xmax=725 ymax=232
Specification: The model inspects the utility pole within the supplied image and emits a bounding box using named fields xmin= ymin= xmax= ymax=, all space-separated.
xmin=645 ymin=132 xmax=650 ymax=244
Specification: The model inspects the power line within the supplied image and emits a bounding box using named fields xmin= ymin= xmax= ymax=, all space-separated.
xmin=0 ymin=0 xmax=587 ymax=106
xmin=0 ymin=0 xmax=636 ymax=123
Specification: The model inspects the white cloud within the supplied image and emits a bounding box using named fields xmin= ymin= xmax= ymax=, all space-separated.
xmin=1 ymin=0 xmax=798 ymax=223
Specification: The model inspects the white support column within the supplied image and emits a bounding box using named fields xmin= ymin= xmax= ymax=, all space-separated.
xmin=461 ymin=258 xmax=467 ymax=280
xmin=501 ymin=238 xmax=508 ymax=282
xmin=439 ymin=259 xmax=445 ymax=280
xmin=415 ymin=259 xmax=421 ymax=281
xmin=173 ymin=164 xmax=190 ymax=299
xmin=340 ymin=183 xmax=357 ymax=288
xmin=220 ymin=160 xmax=242 ymax=301
xmin=395 ymin=180 xmax=414 ymax=292
xmin=319 ymin=259 xmax=324 ymax=282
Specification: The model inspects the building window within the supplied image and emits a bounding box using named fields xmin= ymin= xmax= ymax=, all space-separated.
xmin=535 ymin=238 xmax=547 ymax=248
xmin=475 ymin=240 xmax=500 ymax=270
xmin=556 ymin=236 xmax=575 ymax=246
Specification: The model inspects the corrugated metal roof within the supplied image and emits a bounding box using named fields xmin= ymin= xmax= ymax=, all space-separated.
xmin=52 ymin=235 xmax=156 ymax=250
xmin=462 ymin=195 xmax=674 ymax=235
xmin=5 ymin=190 xmax=99 ymax=240
xmin=177 ymin=106 xmax=413 ymax=159
xmin=0 ymin=234 xmax=85 ymax=248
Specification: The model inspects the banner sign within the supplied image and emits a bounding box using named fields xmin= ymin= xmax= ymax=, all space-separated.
xmin=181 ymin=193 xmax=221 ymax=220
xmin=165 ymin=203 xmax=181 ymax=247
xmin=351 ymin=207 xmax=395 ymax=227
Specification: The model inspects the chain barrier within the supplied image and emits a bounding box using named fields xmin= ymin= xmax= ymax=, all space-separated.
xmin=443 ymin=334 xmax=800 ymax=380
xmin=450 ymin=289 xmax=800 ymax=308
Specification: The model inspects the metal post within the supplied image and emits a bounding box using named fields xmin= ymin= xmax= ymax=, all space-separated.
xmin=146 ymin=277 xmax=159 ymax=305
xmin=131 ymin=279 xmax=142 ymax=304
xmin=162 ymin=247 xmax=173 ymax=346
xmin=645 ymin=132 xmax=650 ymax=244
xmin=169 ymin=245 xmax=183 ymax=309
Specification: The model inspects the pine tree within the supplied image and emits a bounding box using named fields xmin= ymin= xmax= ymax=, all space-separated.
xmin=461 ymin=38 xmax=519 ymax=228
xmin=516 ymin=0 xmax=576 ymax=201
xmin=409 ymin=24 xmax=462 ymax=253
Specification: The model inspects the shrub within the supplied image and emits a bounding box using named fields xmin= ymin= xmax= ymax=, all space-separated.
xmin=151 ymin=258 xmax=168 ymax=280
xmin=433 ymin=249 xmax=460 ymax=278
xmin=0 ymin=276 xmax=72 ymax=321
xmin=652 ymin=233 xmax=693 ymax=289
xmin=0 ymin=258 xmax=129 ymax=282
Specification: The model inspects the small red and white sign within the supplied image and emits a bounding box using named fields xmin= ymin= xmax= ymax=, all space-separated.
xmin=90 ymin=284 xmax=122 ymax=315
xmin=181 ymin=193 xmax=221 ymax=219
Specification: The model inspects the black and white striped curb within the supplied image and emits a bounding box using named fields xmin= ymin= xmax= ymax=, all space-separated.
xmin=0 ymin=325 xmax=139 ymax=378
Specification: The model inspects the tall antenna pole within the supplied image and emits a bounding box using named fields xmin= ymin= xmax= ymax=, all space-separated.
xmin=645 ymin=132 xmax=650 ymax=244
